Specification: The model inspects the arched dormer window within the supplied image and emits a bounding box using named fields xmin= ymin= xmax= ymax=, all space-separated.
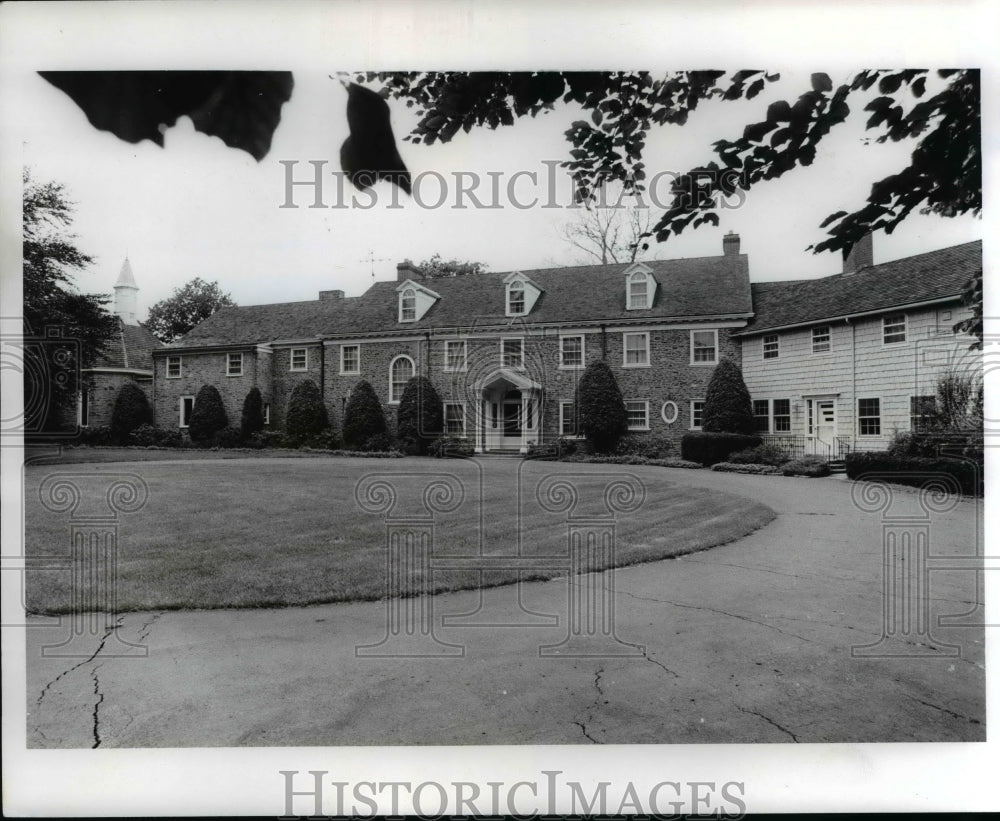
xmin=399 ymin=288 xmax=417 ymax=322
xmin=503 ymin=272 xmax=541 ymax=317
xmin=389 ymin=355 xmax=414 ymax=403
xmin=627 ymin=269 xmax=653 ymax=310
xmin=507 ymin=281 xmax=526 ymax=315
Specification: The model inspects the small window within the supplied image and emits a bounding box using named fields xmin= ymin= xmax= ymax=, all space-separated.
xmin=859 ymin=398 xmax=881 ymax=436
xmin=883 ymin=314 xmax=906 ymax=344
xmin=763 ymin=335 xmax=779 ymax=360
xmin=290 ymin=348 xmax=308 ymax=371
xmin=502 ymin=338 xmax=524 ymax=369
xmin=812 ymin=326 xmax=831 ymax=353
xmin=340 ymin=345 xmax=360 ymax=374
xmin=627 ymin=272 xmax=651 ymax=310
xmin=690 ymin=400 xmax=705 ymax=430
xmin=227 ymin=352 xmax=243 ymax=376
xmin=399 ymin=288 xmax=417 ymax=322
xmin=263 ymin=403 xmax=270 ymax=426
xmin=752 ymin=399 xmax=770 ymax=433
xmin=560 ymin=401 xmax=578 ymax=436
xmin=79 ymin=386 xmax=90 ymax=428
xmin=444 ymin=402 xmax=466 ymax=436
xmin=772 ymin=399 xmax=791 ymax=432
xmin=560 ymin=335 xmax=584 ymax=368
xmin=625 ymin=400 xmax=649 ymax=431
xmin=179 ymin=395 xmax=194 ymax=428
xmin=910 ymin=395 xmax=936 ymax=432
xmin=444 ymin=340 xmax=467 ymax=372
xmin=623 ymin=332 xmax=649 ymax=367
xmin=691 ymin=330 xmax=718 ymax=364
xmin=166 ymin=355 xmax=182 ymax=379
xmin=507 ymin=282 xmax=526 ymax=315
xmin=661 ymin=401 xmax=678 ymax=424
xmin=389 ymin=356 xmax=414 ymax=403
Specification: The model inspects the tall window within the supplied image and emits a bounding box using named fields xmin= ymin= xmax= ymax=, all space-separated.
xmin=444 ymin=340 xmax=467 ymax=372
xmin=264 ymin=403 xmax=270 ymax=426
xmin=560 ymin=401 xmax=578 ymax=436
xmin=502 ymin=338 xmax=524 ymax=369
xmin=399 ymin=288 xmax=416 ymax=322
xmin=227 ymin=352 xmax=244 ymax=376
xmin=858 ymin=398 xmax=881 ymax=436
xmin=690 ymin=330 xmax=718 ymax=364
xmin=340 ymin=344 xmax=360 ymax=374
xmin=290 ymin=348 xmax=308 ymax=371
xmin=180 ymin=396 xmax=194 ymax=428
xmin=883 ymin=314 xmax=906 ymax=344
xmin=623 ymin=332 xmax=649 ymax=367
xmin=691 ymin=400 xmax=705 ymax=430
xmin=444 ymin=402 xmax=466 ymax=435
xmin=627 ymin=271 xmax=651 ymax=309
xmin=763 ymin=334 xmax=779 ymax=359
xmin=752 ymin=399 xmax=770 ymax=432
xmin=166 ymin=355 xmax=182 ymax=378
xmin=507 ymin=282 xmax=525 ymax=315
xmin=812 ymin=326 xmax=831 ymax=353
xmin=79 ymin=387 xmax=90 ymax=427
xmin=625 ymin=400 xmax=649 ymax=430
xmin=772 ymin=399 xmax=791 ymax=432
xmin=390 ymin=355 xmax=414 ymax=403
xmin=560 ymin=335 xmax=584 ymax=368
xmin=910 ymin=395 xmax=936 ymax=431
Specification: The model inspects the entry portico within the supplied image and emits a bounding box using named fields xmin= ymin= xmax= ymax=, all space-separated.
xmin=475 ymin=368 xmax=543 ymax=454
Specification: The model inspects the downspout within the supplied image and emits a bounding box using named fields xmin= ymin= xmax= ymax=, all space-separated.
xmin=847 ymin=317 xmax=855 ymax=445
xmin=318 ymin=337 xmax=326 ymax=421
xmin=423 ymin=331 xmax=431 ymax=376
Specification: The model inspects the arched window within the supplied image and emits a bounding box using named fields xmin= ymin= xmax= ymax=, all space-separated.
xmin=390 ymin=355 xmax=414 ymax=403
xmin=399 ymin=288 xmax=417 ymax=322
xmin=627 ymin=271 xmax=651 ymax=310
xmin=507 ymin=280 xmax=526 ymax=315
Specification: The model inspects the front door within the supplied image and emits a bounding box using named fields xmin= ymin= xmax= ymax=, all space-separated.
xmin=810 ymin=399 xmax=836 ymax=456
xmin=502 ymin=401 xmax=522 ymax=448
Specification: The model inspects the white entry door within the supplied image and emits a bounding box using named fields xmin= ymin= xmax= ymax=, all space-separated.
xmin=811 ymin=399 xmax=836 ymax=455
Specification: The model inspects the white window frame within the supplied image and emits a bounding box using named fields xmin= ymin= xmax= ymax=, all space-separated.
xmin=559 ymin=334 xmax=585 ymax=369
xmin=179 ymin=395 xmax=195 ymax=428
xmin=882 ymin=313 xmax=907 ymax=345
xmin=622 ymin=332 xmax=650 ymax=368
xmin=399 ymin=288 xmax=417 ymax=323
xmin=78 ymin=386 xmax=90 ymax=428
xmin=811 ymin=326 xmax=831 ymax=353
xmin=772 ymin=398 xmax=792 ymax=433
xmin=858 ymin=397 xmax=882 ymax=437
xmin=443 ymin=401 xmax=467 ymax=436
xmin=166 ymin=355 xmax=182 ymax=379
xmin=501 ymin=337 xmax=524 ymax=369
xmin=290 ymin=347 xmax=308 ymax=372
xmin=660 ymin=401 xmax=678 ymax=425
xmin=389 ymin=355 xmax=415 ymax=404
xmin=559 ymin=400 xmax=580 ymax=437
xmin=227 ymin=352 xmax=244 ymax=377
xmin=506 ymin=280 xmax=526 ymax=316
xmin=690 ymin=329 xmax=718 ymax=365
xmin=762 ymin=334 xmax=780 ymax=360
xmin=263 ymin=403 xmax=270 ymax=426
xmin=752 ymin=398 xmax=771 ymax=433
xmin=444 ymin=340 xmax=467 ymax=372
xmin=625 ymin=399 xmax=650 ymax=431
xmin=626 ymin=271 xmax=651 ymax=310
xmin=690 ymin=399 xmax=705 ymax=431
xmin=340 ymin=344 xmax=360 ymax=375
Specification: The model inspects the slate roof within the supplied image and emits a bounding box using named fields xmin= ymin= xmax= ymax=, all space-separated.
xmin=170 ymin=254 xmax=753 ymax=348
xmin=91 ymin=318 xmax=164 ymax=371
xmin=739 ymin=240 xmax=981 ymax=336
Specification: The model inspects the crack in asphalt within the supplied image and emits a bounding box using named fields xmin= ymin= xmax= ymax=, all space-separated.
xmin=572 ymin=664 xmax=606 ymax=744
xmin=905 ymin=695 xmax=981 ymax=724
xmin=90 ymin=664 xmax=105 ymax=749
xmin=36 ymin=617 xmax=124 ymax=707
xmin=737 ymin=706 xmax=799 ymax=742
xmin=136 ymin=612 xmax=162 ymax=643
xmin=676 ymin=556 xmax=865 ymax=585
xmin=573 ymin=719 xmax=600 ymax=744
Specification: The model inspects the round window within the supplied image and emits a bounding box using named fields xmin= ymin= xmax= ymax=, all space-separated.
xmin=661 ymin=401 xmax=679 ymax=424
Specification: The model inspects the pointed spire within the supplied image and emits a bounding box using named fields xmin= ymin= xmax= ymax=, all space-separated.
xmin=115 ymin=256 xmax=138 ymax=289
xmin=114 ymin=256 xmax=139 ymax=324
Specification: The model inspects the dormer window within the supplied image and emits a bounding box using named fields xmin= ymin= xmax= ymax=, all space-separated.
xmin=396 ymin=280 xmax=440 ymax=323
xmin=626 ymin=268 xmax=654 ymax=310
xmin=503 ymin=272 xmax=542 ymax=317
xmin=399 ymin=288 xmax=416 ymax=322
xmin=508 ymin=282 xmax=525 ymax=315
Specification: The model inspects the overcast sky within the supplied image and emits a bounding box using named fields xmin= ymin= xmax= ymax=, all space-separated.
xmin=16 ymin=68 xmax=982 ymax=321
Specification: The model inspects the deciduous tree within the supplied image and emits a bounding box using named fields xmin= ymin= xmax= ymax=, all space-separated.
xmin=146 ymin=278 xmax=235 ymax=343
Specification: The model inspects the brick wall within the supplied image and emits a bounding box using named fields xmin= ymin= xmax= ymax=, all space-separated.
xmin=153 ymin=348 xmax=262 ymax=431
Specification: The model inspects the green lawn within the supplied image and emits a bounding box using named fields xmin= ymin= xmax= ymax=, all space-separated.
xmin=23 ymin=455 xmax=774 ymax=613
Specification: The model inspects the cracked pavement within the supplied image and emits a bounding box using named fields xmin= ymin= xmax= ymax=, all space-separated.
xmin=26 ymin=468 xmax=985 ymax=746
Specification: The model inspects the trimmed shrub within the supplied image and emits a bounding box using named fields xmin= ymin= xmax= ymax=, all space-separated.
xmin=303 ymin=429 xmax=341 ymax=450
xmin=888 ymin=429 xmax=982 ymax=460
xmin=79 ymin=425 xmax=114 ymax=446
xmin=212 ymin=425 xmax=243 ymax=449
xmin=110 ymin=382 xmax=153 ymax=442
xmin=240 ymin=387 xmax=265 ymax=439
xmin=577 ymin=360 xmax=629 ymax=453
xmin=156 ymin=429 xmax=184 ymax=448
xmin=188 ymin=385 xmax=228 ymax=444
xmin=845 ymin=452 xmax=982 ymax=496
xmin=285 ymin=379 xmax=329 ymax=444
xmin=361 ymin=432 xmax=396 ymax=453
xmin=342 ymin=381 xmax=386 ymax=449
xmin=729 ymin=443 xmax=792 ymax=466
xmin=396 ymin=375 xmax=443 ymax=455
xmin=127 ymin=423 xmax=160 ymax=447
xmin=681 ymin=431 xmax=762 ymax=466
xmin=781 ymin=455 xmax=831 ymax=477
xmin=701 ymin=358 xmax=754 ymax=434
xmin=614 ymin=434 xmax=673 ymax=459
xmin=429 ymin=436 xmax=475 ymax=458
xmin=711 ymin=462 xmax=782 ymax=475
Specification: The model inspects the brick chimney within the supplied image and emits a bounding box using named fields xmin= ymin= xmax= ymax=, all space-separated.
xmin=842 ymin=233 xmax=874 ymax=274
xmin=722 ymin=231 xmax=741 ymax=256
xmin=319 ymin=289 xmax=344 ymax=300
xmin=396 ymin=260 xmax=422 ymax=282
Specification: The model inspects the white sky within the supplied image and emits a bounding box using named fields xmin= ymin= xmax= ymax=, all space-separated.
xmin=17 ymin=68 xmax=981 ymax=317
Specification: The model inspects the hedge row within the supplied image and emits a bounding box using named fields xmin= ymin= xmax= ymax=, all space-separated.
xmin=845 ymin=452 xmax=982 ymax=496
xmin=680 ymin=432 xmax=762 ymax=466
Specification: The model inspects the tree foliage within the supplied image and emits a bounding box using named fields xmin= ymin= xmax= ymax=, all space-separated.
xmin=701 ymin=358 xmax=754 ymax=435
xmin=146 ymin=277 xmax=235 ymax=343
xmin=285 ymin=379 xmax=329 ymax=443
xmin=109 ymin=382 xmax=153 ymax=441
xmin=396 ymin=375 xmax=443 ymax=454
xmin=416 ymin=253 xmax=489 ymax=278
xmin=188 ymin=384 xmax=228 ymax=443
xmin=577 ymin=359 xmax=628 ymax=453
xmin=240 ymin=386 xmax=266 ymax=438
xmin=22 ymin=170 xmax=119 ymax=435
xmin=342 ymin=380 xmax=387 ymax=449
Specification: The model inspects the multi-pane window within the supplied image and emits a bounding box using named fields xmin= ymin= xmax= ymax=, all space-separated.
xmin=691 ymin=330 xmax=717 ymax=364
xmin=502 ymin=338 xmax=524 ymax=369
xmin=390 ymin=356 xmax=414 ymax=403
xmin=883 ymin=313 xmax=906 ymax=344
xmin=290 ymin=348 xmax=308 ymax=371
xmin=910 ymin=395 xmax=937 ymax=431
xmin=444 ymin=402 xmax=466 ymax=436
xmin=763 ymin=334 xmax=779 ymax=359
xmin=507 ymin=283 xmax=525 ymax=315
xmin=340 ymin=345 xmax=360 ymax=374
xmin=444 ymin=340 xmax=467 ymax=371
xmin=227 ymin=352 xmax=243 ymax=376
xmin=691 ymin=400 xmax=705 ymax=430
xmin=560 ymin=335 xmax=584 ymax=368
xmin=180 ymin=396 xmax=194 ymax=428
xmin=752 ymin=399 xmax=770 ymax=433
xmin=560 ymin=401 xmax=578 ymax=436
xmin=625 ymin=400 xmax=649 ymax=430
xmin=858 ymin=398 xmax=881 ymax=436
xmin=772 ymin=399 xmax=791 ymax=432
xmin=627 ymin=272 xmax=650 ymax=309
xmin=399 ymin=288 xmax=416 ymax=322
xmin=812 ymin=326 xmax=831 ymax=353
xmin=166 ymin=355 xmax=182 ymax=378
xmin=623 ymin=332 xmax=649 ymax=366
